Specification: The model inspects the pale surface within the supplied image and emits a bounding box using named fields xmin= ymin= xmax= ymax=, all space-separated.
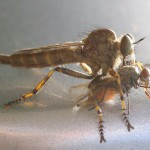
xmin=0 ymin=0 xmax=150 ymax=150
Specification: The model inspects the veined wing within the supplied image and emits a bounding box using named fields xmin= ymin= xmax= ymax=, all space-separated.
xmin=14 ymin=41 xmax=84 ymax=55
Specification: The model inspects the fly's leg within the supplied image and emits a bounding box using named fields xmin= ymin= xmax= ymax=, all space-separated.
xmin=80 ymin=63 xmax=92 ymax=75
xmin=126 ymin=96 xmax=130 ymax=115
xmin=4 ymin=67 xmax=95 ymax=108
xmin=144 ymin=88 xmax=150 ymax=98
xmin=122 ymin=85 xmax=130 ymax=115
xmin=136 ymin=61 xmax=144 ymax=70
xmin=122 ymin=112 xmax=134 ymax=131
xmin=95 ymin=105 xmax=106 ymax=143
xmin=109 ymin=69 xmax=134 ymax=131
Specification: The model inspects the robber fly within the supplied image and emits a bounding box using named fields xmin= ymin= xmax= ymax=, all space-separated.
xmin=0 ymin=28 xmax=144 ymax=74
xmin=0 ymin=28 xmax=145 ymax=108
xmin=76 ymin=64 xmax=150 ymax=143
xmin=0 ymin=28 xmax=148 ymax=143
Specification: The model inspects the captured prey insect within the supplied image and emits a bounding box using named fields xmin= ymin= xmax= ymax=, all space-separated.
xmin=0 ymin=28 xmax=145 ymax=108
xmin=75 ymin=64 xmax=150 ymax=143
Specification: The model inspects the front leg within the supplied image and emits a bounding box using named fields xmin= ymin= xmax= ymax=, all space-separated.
xmin=109 ymin=69 xmax=134 ymax=131
xmin=122 ymin=112 xmax=134 ymax=131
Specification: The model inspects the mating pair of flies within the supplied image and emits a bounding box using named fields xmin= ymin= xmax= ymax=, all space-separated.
xmin=0 ymin=28 xmax=149 ymax=143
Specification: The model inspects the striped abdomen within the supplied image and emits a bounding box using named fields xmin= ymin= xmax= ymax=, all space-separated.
xmin=0 ymin=44 xmax=84 ymax=68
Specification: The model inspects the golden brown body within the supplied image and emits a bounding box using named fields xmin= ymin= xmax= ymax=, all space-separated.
xmin=0 ymin=42 xmax=84 ymax=67
xmin=0 ymin=28 xmax=131 ymax=76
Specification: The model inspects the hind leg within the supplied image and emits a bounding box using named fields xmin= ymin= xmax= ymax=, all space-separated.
xmin=4 ymin=67 xmax=95 ymax=108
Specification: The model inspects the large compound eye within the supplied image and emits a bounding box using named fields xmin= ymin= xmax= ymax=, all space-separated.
xmin=140 ymin=68 xmax=150 ymax=82
xmin=120 ymin=34 xmax=135 ymax=58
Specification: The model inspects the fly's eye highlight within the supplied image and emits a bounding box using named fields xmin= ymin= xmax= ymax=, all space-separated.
xmin=140 ymin=68 xmax=150 ymax=82
xmin=120 ymin=34 xmax=135 ymax=58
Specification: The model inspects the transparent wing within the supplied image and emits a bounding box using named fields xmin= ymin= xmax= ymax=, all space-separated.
xmin=14 ymin=41 xmax=84 ymax=55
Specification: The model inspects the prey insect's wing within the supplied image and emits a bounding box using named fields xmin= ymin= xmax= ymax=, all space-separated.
xmin=14 ymin=41 xmax=84 ymax=54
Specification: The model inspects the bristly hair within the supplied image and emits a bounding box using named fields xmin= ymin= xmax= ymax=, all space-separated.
xmin=78 ymin=25 xmax=106 ymax=39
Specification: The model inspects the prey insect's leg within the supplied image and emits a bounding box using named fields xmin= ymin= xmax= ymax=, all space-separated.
xmin=144 ymin=88 xmax=150 ymax=98
xmin=126 ymin=95 xmax=130 ymax=115
xmin=122 ymin=85 xmax=131 ymax=115
xmin=109 ymin=69 xmax=134 ymax=131
xmin=109 ymin=69 xmax=126 ymax=109
xmin=95 ymin=105 xmax=106 ymax=143
xmin=4 ymin=67 xmax=94 ymax=108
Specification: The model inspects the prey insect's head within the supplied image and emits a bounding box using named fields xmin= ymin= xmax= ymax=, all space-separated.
xmin=139 ymin=67 xmax=150 ymax=86
xmin=139 ymin=67 xmax=150 ymax=99
xmin=120 ymin=34 xmax=145 ymax=65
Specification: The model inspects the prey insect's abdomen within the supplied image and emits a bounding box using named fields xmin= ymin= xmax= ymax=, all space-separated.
xmin=0 ymin=45 xmax=83 ymax=68
xmin=97 ymin=87 xmax=117 ymax=101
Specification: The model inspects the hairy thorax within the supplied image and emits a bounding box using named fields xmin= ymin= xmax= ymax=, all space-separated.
xmin=82 ymin=28 xmax=122 ymax=75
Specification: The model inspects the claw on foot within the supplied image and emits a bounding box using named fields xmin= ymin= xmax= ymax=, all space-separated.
xmin=99 ymin=122 xmax=106 ymax=143
xmin=127 ymin=122 xmax=134 ymax=131
xmin=122 ymin=112 xmax=134 ymax=131
xmin=3 ymin=97 xmax=24 ymax=109
xmin=100 ymin=134 xmax=106 ymax=143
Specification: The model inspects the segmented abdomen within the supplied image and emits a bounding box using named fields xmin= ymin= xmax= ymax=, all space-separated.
xmin=0 ymin=46 xmax=83 ymax=68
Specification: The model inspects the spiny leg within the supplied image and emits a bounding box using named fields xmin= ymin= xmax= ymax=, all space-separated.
xmin=109 ymin=69 xmax=134 ymax=131
xmin=4 ymin=67 xmax=95 ymax=108
xmin=4 ymin=69 xmax=55 ymax=108
xmin=122 ymin=111 xmax=134 ymax=131
xmin=127 ymin=96 xmax=130 ymax=115
xmin=95 ymin=105 xmax=106 ymax=143
xmin=120 ymin=85 xmax=132 ymax=124
xmin=122 ymin=85 xmax=130 ymax=115
xmin=94 ymin=85 xmax=109 ymax=143
xmin=109 ymin=69 xmax=126 ymax=109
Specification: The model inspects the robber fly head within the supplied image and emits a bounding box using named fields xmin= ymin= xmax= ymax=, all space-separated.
xmin=120 ymin=34 xmax=145 ymax=65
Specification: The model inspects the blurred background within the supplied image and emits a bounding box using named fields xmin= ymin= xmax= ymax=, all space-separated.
xmin=0 ymin=0 xmax=150 ymax=149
